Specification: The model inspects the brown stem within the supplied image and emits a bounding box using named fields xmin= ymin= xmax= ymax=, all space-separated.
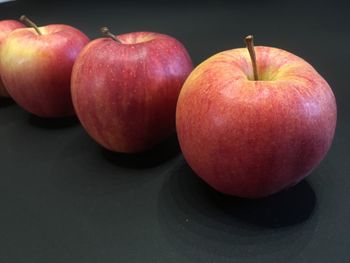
xmin=100 ymin=27 xmax=121 ymax=43
xmin=19 ymin=15 xmax=42 ymax=35
xmin=245 ymin=35 xmax=259 ymax=81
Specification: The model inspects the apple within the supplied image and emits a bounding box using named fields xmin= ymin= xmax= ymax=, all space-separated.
xmin=0 ymin=15 xmax=89 ymax=117
xmin=71 ymin=27 xmax=193 ymax=153
xmin=176 ymin=35 xmax=337 ymax=198
xmin=0 ymin=19 xmax=25 ymax=97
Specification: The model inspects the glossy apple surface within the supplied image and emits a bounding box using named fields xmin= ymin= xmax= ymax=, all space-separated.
xmin=0 ymin=20 xmax=25 ymax=97
xmin=72 ymin=31 xmax=193 ymax=153
xmin=176 ymin=45 xmax=337 ymax=198
xmin=0 ymin=22 xmax=89 ymax=117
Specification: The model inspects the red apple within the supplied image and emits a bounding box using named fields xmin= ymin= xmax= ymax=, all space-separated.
xmin=176 ymin=35 xmax=337 ymax=198
xmin=71 ymin=27 xmax=193 ymax=153
xmin=0 ymin=19 xmax=25 ymax=97
xmin=0 ymin=15 xmax=89 ymax=117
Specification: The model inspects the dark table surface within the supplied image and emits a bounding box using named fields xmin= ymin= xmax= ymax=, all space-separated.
xmin=1 ymin=0 xmax=349 ymax=262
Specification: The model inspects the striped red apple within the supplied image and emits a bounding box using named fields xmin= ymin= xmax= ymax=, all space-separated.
xmin=0 ymin=19 xmax=25 ymax=97
xmin=176 ymin=35 xmax=337 ymax=198
xmin=71 ymin=27 xmax=193 ymax=153
xmin=0 ymin=15 xmax=89 ymax=116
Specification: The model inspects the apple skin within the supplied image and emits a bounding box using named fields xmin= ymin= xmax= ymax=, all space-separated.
xmin=0 ymin=20 xmax=25 ymax=97
xmin=71 ymin=32 xmax=193 ymax=153
xmin=176 ymin=46 xmax=337 ymax=198
xmin=0 ymin=24 xmax=89 ymax=117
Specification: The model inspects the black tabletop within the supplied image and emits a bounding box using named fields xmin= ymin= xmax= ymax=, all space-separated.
xmin=1 ymin=0 xmax=349 ymax=262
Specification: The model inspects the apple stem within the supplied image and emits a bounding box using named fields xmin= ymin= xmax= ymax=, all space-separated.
xmin=245 ymin=35 xmax=259 ymax=81
xmin=20 ymin=15 xmax=42 ymax=36
xmin=100 ymin=27 xmax=121 ymax=43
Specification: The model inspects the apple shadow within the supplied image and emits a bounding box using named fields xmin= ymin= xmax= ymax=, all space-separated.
xmin=157 ymin=158 xmax=318 ymax=261
xmin=0 ymin=97 xmax=14 ymax=108
xmin=102 ymin=134 xmax=181 ymax=169
xmin=161 ymin=159 xmax=316 ymax=228
xmin=28 ymin=114 xmax=79 ymax=129
xmin=50 ymin=129 xmax=161 ymax=197
xmin=211 ymin=181 xmax=316 ymax=228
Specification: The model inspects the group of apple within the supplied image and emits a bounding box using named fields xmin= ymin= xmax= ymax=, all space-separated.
xmin=0 ymin=16 xmax=337 ymax=199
